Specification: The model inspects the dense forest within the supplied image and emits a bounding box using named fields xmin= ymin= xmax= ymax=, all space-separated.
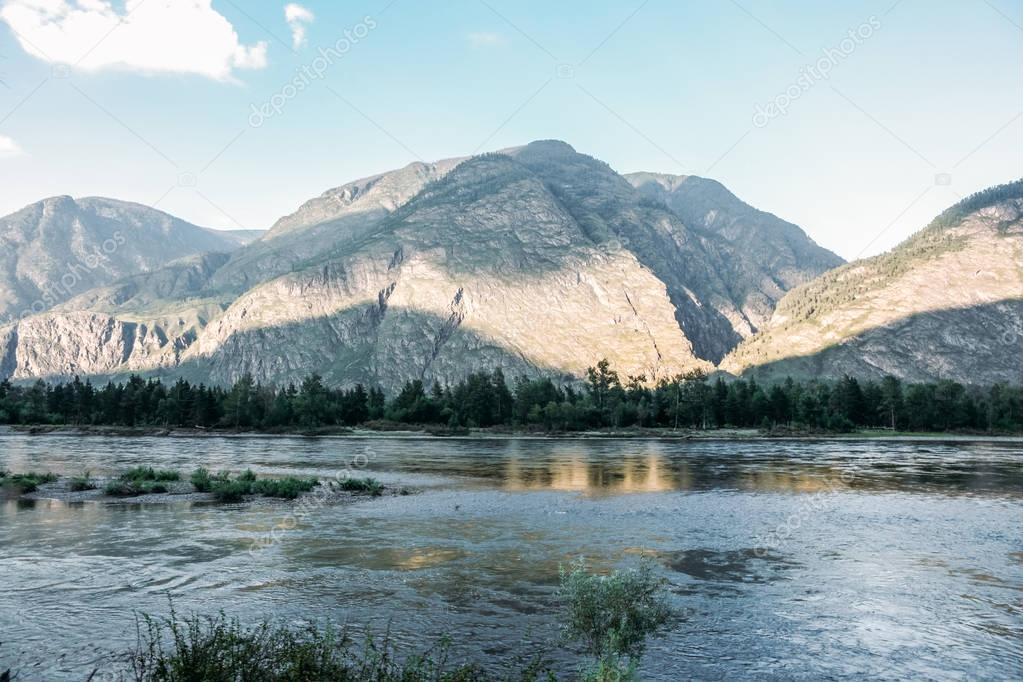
xmin=2 ymin=360 xmax=1022 ymax=433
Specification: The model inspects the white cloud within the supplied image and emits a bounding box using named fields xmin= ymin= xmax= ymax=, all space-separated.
xmin=467 ymin=31 xmax=505 ymax=48
xmin=284 ymin=3 xmax=314 ymax=49
xmin=0 ymin=135 xmax=23 ymax=157
xmin=0 ymin=0 xmax=269 ymax=81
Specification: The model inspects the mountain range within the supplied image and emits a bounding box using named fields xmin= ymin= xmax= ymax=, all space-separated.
xmin=0 ymin=140 xmax=1018 ymax=389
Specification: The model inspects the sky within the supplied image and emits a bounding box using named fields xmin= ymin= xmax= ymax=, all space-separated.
xmin=0 ymin=0 xmax=1021 ymax=260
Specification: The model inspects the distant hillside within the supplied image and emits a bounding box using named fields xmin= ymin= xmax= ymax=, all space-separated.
xmin=722 ymin=180 xmax=1023 ymax=384
xmin=0 ymin=196 xmax=247 ymax=323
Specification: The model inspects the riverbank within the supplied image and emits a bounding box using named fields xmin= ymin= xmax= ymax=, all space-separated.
xmin=6 ymin=423 xmax=1023 ymax=443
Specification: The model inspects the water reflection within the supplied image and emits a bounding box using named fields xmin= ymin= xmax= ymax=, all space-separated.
xmin=502 ymin=451 xmax=678 ymax=494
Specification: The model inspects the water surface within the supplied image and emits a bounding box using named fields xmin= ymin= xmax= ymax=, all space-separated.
xmin=1 ymin=433 xmax=1021 ymax=679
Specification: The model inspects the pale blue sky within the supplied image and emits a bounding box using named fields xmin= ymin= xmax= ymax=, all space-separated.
xmin=1 ymin=0 xmax=1021 ymax=259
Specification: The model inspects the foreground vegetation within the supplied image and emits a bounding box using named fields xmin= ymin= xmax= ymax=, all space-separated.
xmin=0 ymin=561 xmax=671 ymax=681
xmin=3 ymin=359 xmax=1022 ymax=435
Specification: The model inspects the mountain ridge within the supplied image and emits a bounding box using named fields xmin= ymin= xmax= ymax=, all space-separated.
xmin=0 ymin=141 xmax=883 ymax=390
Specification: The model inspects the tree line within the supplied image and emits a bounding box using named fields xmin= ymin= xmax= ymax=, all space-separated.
xmin=2 ymin=360 xmax=1022 ymax=433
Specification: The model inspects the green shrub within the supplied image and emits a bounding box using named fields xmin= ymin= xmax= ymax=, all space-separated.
xmin=211 ymin=480 xmax=252 ymax=502
xmin=338 ymin=477 xmax=384 ymax=496
xmin=251 ymin=477 xmax=318 ymax=499
xmin=190 ymin=467 xmax=228 ymax=492
xmin=237 ymin=469 xmax=257 ymax=483
xmin=120 ymin=466 xmax=180 ymax=483
xmin=104 ymin=480 xmax=169 ymax=496
xmin=69 ymin=472 xmax=96 ymax=492
xmin=2 ymin=472 xmax=58 ymax=493
xmin=126 ymin=611 xmax=550 ymax=682
xmin=578 ymin=657 xmax=637 ymax=682
xmin=558 ymin=559 xmax=672 ymax=665
xmin=104 ymin=480 xmax=139 ymax=496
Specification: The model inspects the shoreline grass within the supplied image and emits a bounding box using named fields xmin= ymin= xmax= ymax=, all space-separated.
xmin=0 ymin=471 xmax=57 ymax=493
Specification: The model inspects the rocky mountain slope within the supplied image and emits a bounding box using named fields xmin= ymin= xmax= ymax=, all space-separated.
xmin=0 ymin=141 xmax=842 ymax=390
xmin=721 ymin=181 xmax=1023 ymax=384
xmin=0 ymin=196 xmax=250 ymax=323
xmin=626 ymin=173 xmax=843 ymax=331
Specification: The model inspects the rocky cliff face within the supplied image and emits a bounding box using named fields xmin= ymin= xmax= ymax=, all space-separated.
xmin=0 ymin=196 xmax=248 ymax=323
xmin=721 ymin=181 xmax=1023 ymax=384
xmin=626 ymin=172 xmax=843 ymax=332
xmin=0 ymin=141 xmax=845 ymax=390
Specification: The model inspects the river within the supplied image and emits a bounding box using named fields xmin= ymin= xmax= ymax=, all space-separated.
xmin=1 ymin=433 xmax=1021 ymax=680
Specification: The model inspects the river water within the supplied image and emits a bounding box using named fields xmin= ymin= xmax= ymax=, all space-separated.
xmin=1 ymin=433 xmax=1021 ymax=680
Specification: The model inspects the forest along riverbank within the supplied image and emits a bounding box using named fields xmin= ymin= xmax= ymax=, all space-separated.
xmin=7 ymin=423 xmax=1023 ymax=443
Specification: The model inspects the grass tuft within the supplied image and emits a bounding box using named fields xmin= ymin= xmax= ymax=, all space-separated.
xmin=128 ymin=610 xmax=552 ymax=682
xmin=338 ymin=477 xmax=385 ymax=496
xmin=104 ymin=480 xmax=169 ymax=497
xmin=69 ymin=471 xmax=97 ymax=492
xmin=120 ymin=466 xmax=181 ymax=483
xmin=251 ymin=477 xmax=319 ymax=499
xmin=1 ymin=471 xmax=58 ymax=494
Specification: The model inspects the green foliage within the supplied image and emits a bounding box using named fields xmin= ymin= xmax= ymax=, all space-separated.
xmin=924 ymin=178 xmax=1023 ymax=232
xmin=577 ymin=658 xmax=637 ymax=682
xmin=127 ymin=610 xmax=540 ymax=682
xmin=104 ymin=479 xmax=168 ymax=496
xmin=189 ymin=467 xmax=223 ymax=493
xmin=1 ymin=360 xmax=1019 ymax=435
xmin=251 ymin=477 xmax=320 ymax=499
xmin=1 ymin=471 xmax=58 ymax=493
xmin=69 ymin=471 xmax=96 ymax=492
xmin=192 ymin=468 xmax=321 ymax=501
xmin=337 ymin=477 xmax=384 ymax=496
xmin=558 ymin=559 xmax=672 ymax=663
xmin=120 ymin=466 xmax=181 ymax=483
xmin=211 ymin=480 xmax=252 ymax=503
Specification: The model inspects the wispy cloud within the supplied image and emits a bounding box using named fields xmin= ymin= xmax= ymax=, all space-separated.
xmin=285 ymin=3 xmax=315 ymax=49
xmin=467 ymin=31 xmax=506 ymax=48
xmin=0 ymin=0 xmax=268 ymax=81
xmin=0 ymin=135 xmax=23 ymax=158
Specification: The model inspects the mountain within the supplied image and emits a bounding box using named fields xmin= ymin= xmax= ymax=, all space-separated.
xmin=625 ymin=173 xmax=843 ymax=331
xmin=0 ymin=196 xmax=250 ymax=323
xmin=721 ymin=180 xmax=1023 ymax=384
xmin=0 ymin=142 xmax=841 ymax=391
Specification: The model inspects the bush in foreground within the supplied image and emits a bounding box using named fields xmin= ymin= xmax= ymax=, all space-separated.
xmin=559 ymin=559 xmax=673 ymax=680
xmin=128 ymin=611 xmax=553 ymax=682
